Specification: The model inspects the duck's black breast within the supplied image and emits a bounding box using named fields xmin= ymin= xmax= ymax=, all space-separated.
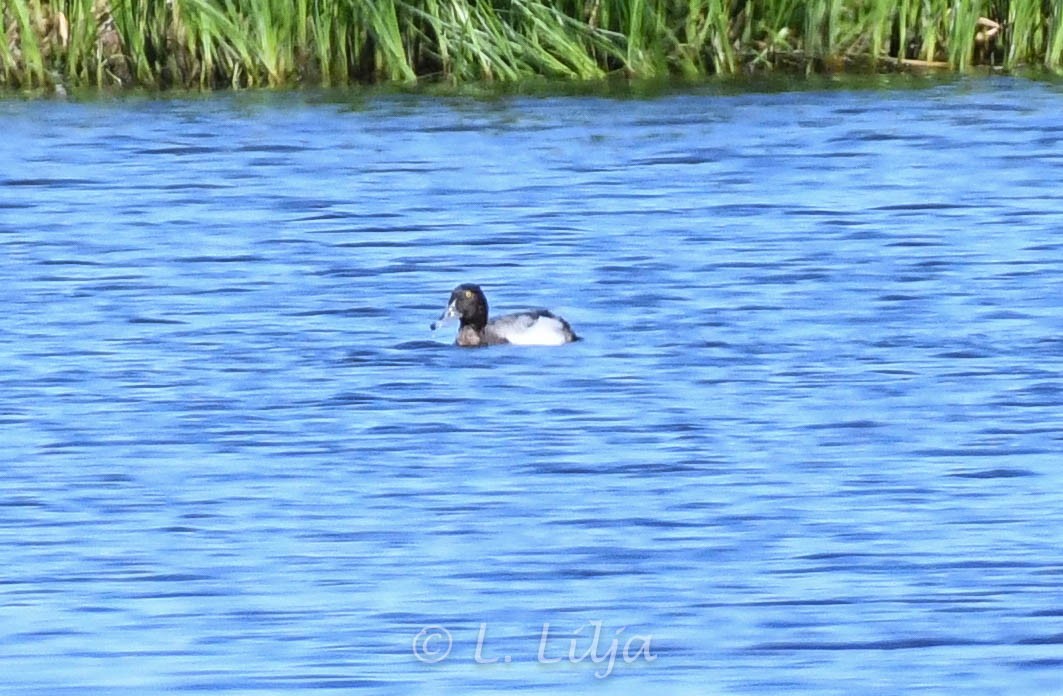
xmin=456 ymin=325 xmax=509 ymax=347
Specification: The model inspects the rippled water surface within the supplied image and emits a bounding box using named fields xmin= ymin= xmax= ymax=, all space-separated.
xmin=2 ymin=77 xmax=1063 ymax=694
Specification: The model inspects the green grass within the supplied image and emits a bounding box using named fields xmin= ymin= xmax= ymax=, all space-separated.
xmin=2 ymin=0 xmax=1062 ymax=89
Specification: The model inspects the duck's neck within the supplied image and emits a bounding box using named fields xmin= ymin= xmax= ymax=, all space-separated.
xmin=461 ymin=308 xmax=488 ymax=331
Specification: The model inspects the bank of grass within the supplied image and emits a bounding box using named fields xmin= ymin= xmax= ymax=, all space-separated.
xmin=3 ymin=0 xmax=1063 ymax=89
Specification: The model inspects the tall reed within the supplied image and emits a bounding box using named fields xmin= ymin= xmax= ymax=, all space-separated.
xmin=1046 ymin=0 xmax=1063 ymax=69
xmin=3 ymin=0 xmax=1062 ymax=89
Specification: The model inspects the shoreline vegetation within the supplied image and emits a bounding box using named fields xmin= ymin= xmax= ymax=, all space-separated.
xmin=3 ymin=1 xmax=1063 ymax=91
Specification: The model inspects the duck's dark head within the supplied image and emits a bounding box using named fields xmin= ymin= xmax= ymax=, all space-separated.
xmin=431 ymin=283 xmax=489 ymax=331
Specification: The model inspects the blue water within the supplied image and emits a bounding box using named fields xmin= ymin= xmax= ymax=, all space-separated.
xmin=2 ymin=76 xmax=1062 ymax=695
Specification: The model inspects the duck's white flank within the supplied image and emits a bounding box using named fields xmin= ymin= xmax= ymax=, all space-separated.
xmin=491 ymin=313 xmax=572 ymax=346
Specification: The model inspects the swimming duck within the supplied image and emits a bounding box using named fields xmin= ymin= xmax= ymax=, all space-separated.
xmin=431 ymin=283 xmax=580 ymax=347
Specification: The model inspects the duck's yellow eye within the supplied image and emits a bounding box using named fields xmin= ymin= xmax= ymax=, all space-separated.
xmin=464 ymin=290 xmax=474 ymax=299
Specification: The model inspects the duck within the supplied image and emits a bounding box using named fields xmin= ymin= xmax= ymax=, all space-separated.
xmin=431 ymin=283 xmax=580 ymax=347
